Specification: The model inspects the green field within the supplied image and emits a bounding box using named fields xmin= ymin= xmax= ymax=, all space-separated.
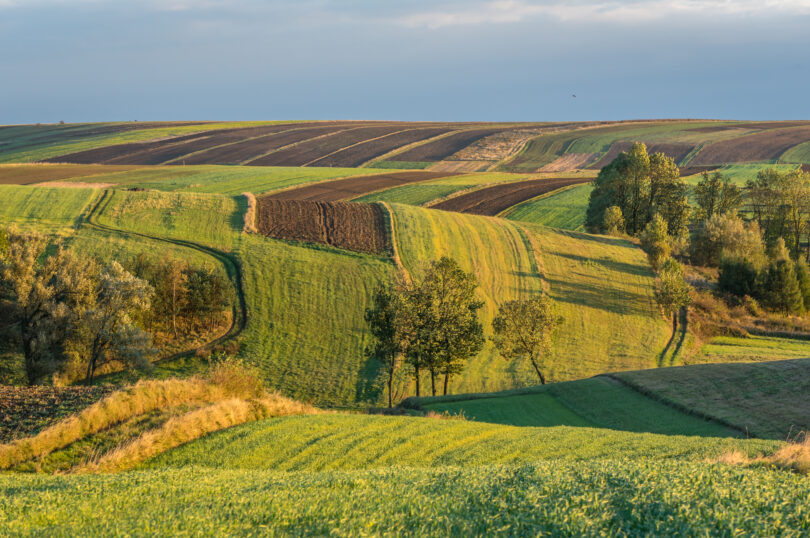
xmin=0 ymin=185 xmax=98 ymax=229
xmin=781 ymin=140 xmax=810 ymax=163
xmin=503 ymin=183 xmax=592 ymax=230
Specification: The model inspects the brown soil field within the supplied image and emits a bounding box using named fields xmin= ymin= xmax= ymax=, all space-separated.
xmin=801 ymin=164 xmax=810 ymax=173
xmin=309 ymin=127 xmax=456 ymax=168
xmin=689 ymin=126 xmax=810 ymax=165
xmin=428 ymin=161 xmax=492 ymax=173
xmin=538 ymin=153 xmax=598 ymax=172
xmin=432 ymin=177 xmax=592 ymax=216
xmin=0 ymin=385 xmax=114 ymax=443
xmin=588 ymin=141 xmax=696 ymax=169
xmin=388 ymin=128 xmax=507 ymax=162
xmin=265 ymin=171 xmax=452 ymax=202
xmin=678 ymin=165 xmax=722 ymax=177
xmin=0 ymin=164 xmax=142 ymax=185
xmin=255 ymin=199 xmax=390 ymax=254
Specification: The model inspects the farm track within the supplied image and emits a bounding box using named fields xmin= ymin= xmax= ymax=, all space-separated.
xmin=263 ymin=171 xmax=455 ymax=202
xmin=432 ymin=177 xmax=591 ymax=216
xmin=84 ymin=190 xmax=248 ymax=366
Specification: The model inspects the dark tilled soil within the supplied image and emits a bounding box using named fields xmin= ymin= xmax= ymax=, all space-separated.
xmin=388 ymin=128 xmax=506 ymax=162
xmin=432 ymin=177 xmax=591 ymax=216
xmin=588 ymin=141 xmax=697 ymax=169
xmin=264 ymin=171 xmax=453 ymax=202
xmin=0 ymin=385 xmax=115 ymax=443
xmin=309 ymin=127 xmax=456 ymax=168
xmin=0 ymin=164 xmax=143 ymax=184
xmin=255 ymin=199 xmax=390 ymax=254
xmin=689 ymin=126 xmax=810 ymax=165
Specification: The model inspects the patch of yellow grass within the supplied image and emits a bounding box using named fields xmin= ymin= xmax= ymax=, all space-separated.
xmin=242 ymin=192 xmax=257 ymax=233
xmin=718 ymin=433 xmax=810 ymax=475
xmin=77 ymin=393 xmax=317 ymax=473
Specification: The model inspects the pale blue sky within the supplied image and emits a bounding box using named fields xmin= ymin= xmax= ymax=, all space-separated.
xmin=2 ymin=1 xmax=809 ymax=123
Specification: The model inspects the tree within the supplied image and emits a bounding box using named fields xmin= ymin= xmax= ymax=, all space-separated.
xmin=746 ymin=168 xmax=810 ymax=258
xmin=694 ymin=171 xmax=743 ymax=221
xmin=365 ymin=286 xmax=405 ymax=408
xmin=761 ymin=259 xmax=804 ymax=315
xmin=795 ymin=257 xmax=810 ymax=312
xmin=690 ymin=212 xmax=766 ymax=267
xmin=184 ymin=265 xmax=231 ymax=330
xmin=602 ymin=206 xmax=625 ymax=235
xmin=155 ymin=259 xmax=188 ymax=338
xmin=492 ymin=294 xmax=561 ymax=385
xmin=586 ymin=142 xmax=689 ymax=237
xmin=718 ymin=257 xmax=760 ymax=298
xmin=79 ymin=262 xmax=154 ymax=383
xmin=640 ymin=214 xmax=671 ymax=271
xmin=653 ymin=259 xmax=692 ymax=337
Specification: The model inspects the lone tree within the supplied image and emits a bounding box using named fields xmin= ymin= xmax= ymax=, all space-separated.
xmin=365 ymin=285 xmax=405 ymax=408
xmin=640 ymin=213 xmax=671 ymax=271
xmin=492 ymin=294 xmax=561 ymax=385
xmin=653 ymin=259 xmax=692 ymax=337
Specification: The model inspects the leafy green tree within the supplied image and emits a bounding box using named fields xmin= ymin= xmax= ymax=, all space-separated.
xmin=653 ymin=259 xmax=692 ymax=337
xmin=365 ymin=286 xmax=405 ymax=408
xmin=184 ymin=265 xmax=231 ymax=330
xmin=154 ymin=259 xmax=188 ymax=338
xmin=718 ymin=258 xmax=760 ymax=298
xmin=694 ymin=171 xmax=743 ymax=221
xmin=690 ymin=212 xmax=767 ymax=267
xmin=492 ymin=294 xmax=561 ymax=385
xmin=640 ymin=214 xmax=671 ymax=271
xmin=587 ymin=142 xmax=689 ymax=237
xmin=795 ymin=257 xmax=810 ymax=312
xmin=746 ymin=168 xmax=810 ymax=258
xmin=602 ymin=206 xmax=625 ymax=235
xmin=761 ymin=258 xmax=804 ymax=315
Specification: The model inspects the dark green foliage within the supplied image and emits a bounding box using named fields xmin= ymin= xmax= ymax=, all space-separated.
xmin=795 ymin=258 xmax=810 ymax=311
xmin=653 ymin=259 xmax=692 ymax=335
xmin=586 ymin=142 xmax=689 ymax=237
xmin=761 ymin=259 xmax=805 ymax=315
xmin=640 ymin=214 xmax=671 ymax=271
xmin=718 ymin=258 xmax=760 ymax=298
xmin=694 ymin=171 xmax=743 ymax=221
xmin=365 ymin=286 xmax=404 ymax=408
xmin=747 ymin=168 xmax=810 ymax=258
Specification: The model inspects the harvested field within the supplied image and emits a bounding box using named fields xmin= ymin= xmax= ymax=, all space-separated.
xmin=538 ymin=153 xmax=598 ymax=172
xmin=432 ymin=177 xmax=591 ymax=216
xmin=450 ymin=128 xmax=546 ymax=163
xmin=588 ymin=141 xmax=696 ymax=169
xmin=428 ymin=161 xmax=492 ymax=173
xmin=0 ymin=163 xmax=141 ymax=184
xmin=0 ymin=385 xmax=114 ymax=443
xmin=689 ymin=126 xmax=810 ymax=165
xmin=264 ymin=171 xmax=453 ymax=202
xmin=388 ymin=128 xmax=506 ymax=162
xmin=679 ymin=165 xmax=722 ymax=177
xmin=255 ymin=199 xmax=390 ymax=254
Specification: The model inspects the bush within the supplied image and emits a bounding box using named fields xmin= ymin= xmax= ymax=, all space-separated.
xmin=206 ymin=357 xmax=264 ymax=399
xmin=718 ymin=258 xmax=760 ymax=298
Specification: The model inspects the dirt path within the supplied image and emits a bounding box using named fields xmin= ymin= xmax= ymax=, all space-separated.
xmin=84 ymin=191 xmax=247 ymax=367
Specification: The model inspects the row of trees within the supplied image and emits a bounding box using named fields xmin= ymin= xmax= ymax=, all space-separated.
xmin=365 ymin=257 xmax=561 ymax=407
xmin=0 ymin=227 xmax=232 ymax=385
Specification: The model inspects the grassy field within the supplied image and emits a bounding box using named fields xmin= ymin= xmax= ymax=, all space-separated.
xmin=613 ymin=358 xmax=810 ymax=439
xmin=390 ymin=204 xmax=669 ymax=393
xmin=781 ymin=140 xmax=810 ymax=163
xmin=503 ymin=183 xmax=592 ymax=230
xmin=4 ymin=459 xmax=808 ymax=536
xmin=699 ymin=335 xmax=810 ymax=363
xmin=416 ymin=377 xmax=737 ymax=437
xmin=0 ymin=185 xmax=98 ymax=230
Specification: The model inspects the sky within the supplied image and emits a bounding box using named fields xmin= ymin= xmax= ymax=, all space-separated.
xmin=1 ymin=0 xmax=810 ymax=123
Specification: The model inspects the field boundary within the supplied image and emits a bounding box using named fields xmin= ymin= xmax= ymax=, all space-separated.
xmin=378 ymin=202 xmax=409 ymax=281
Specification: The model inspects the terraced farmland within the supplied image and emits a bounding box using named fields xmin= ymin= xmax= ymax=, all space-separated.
xmin=689 ymin=125 xmax=810 ymax=165
xmin=263 ymin=170 xmax=452 ymax=201
xmin=255 ymin=199 xmax=390 ymax=254
xmin=431 ymin=176 xmax=591 ymax=216
xmin=587 ymin=141 xmax=696 ymax=168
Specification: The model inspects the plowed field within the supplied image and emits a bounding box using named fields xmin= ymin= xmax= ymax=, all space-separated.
xmin=308 ymin=127 xmax=455 ymax=168
xmin=432 ymin=177 xmax=591 ymax=216
xmin=388 ymin=128 xmax=506 ymax=162
xmin=0 ymin=164 xmax=142 ymax=184
xmin=802 ymin=164 xmax=810 ymax=173
xmin=689 ymin=126 xmax=810 ymax=165
xmin=264 ymin=171 xmax=453 ymax=202
xmin=588 ymin=142 xmax=696 ymax=169
xmin=255 ymin=199 xmax=390 ymax=254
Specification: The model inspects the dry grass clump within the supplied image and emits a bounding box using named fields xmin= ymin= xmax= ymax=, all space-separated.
xmin=0 ymin=357 xmax=308 ymax=471
xmin=424 ymin=410 xmax=467 ymax=421
xmin=77 ymin=393 xmax=317 ymax=473
xmin=718 ymin=433 xmax=810 ymax=475
xmin=242 ymin=192 xmax=257 ymax=233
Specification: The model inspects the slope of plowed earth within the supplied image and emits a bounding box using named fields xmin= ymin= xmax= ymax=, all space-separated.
xmin=255 ymin=200 xmax=389 ymax=254
xmin=431 ymin=177 xmax=591 ymax=216
xmin=588 ymin=141 xmax=696 ymax=169
xmin=390 ymin=204 xmax=669 ymax=394
xmin=0 ymin=163 xmax=144 ymax=184
xmin=81 ymin=187 xmax=394 ymax=405
xmin=689 ymin=126 xmax=810 ymax=165
xmin=387 ymin=128 xmax=509 ymax=162
xmin=5 ymin=460 xmax=807 ymax=536
xmin=612 ymin=358 xmax=810 ymax=439
xmin=149 ymin=414 xmax=774 ymax=473
xmin=263 ymin=171 xmax=454 ymax=202
xmin=538 ymin=152 xmax=598 ymax=172
xmin=415 ymin=377 xmax=736 ymax=436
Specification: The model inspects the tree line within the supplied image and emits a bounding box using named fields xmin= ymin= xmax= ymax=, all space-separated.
xmin=586 ymin=141 xmax=810 ymax=327
xmin=0 ymin=227 xmax=232 ymax=385
xmin=365 ymin=257 xmax=561 ymax=407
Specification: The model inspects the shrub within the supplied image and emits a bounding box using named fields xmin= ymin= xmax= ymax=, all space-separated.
xmin=207 ymin=356 xmax=264 ymax=399
xmin=601 ymin=206 xmax=625 ymax=235
xmin=718 ymin=258 xmax=760 ymax=298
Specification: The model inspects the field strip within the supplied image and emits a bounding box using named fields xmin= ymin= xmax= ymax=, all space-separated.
xmin=359 ymin=129 xmax=478 ymax=168
xmin=601 ymin=373 xmax=751 ymax=436
xmin=422 ymin=174 xmax=532 ymax=208
xmin=159 ymin=125 xmax=338 ymax=165
xmin=84 ymin=190 xmax=248 ymax=366
xmin=239 ymin=126 xmax=374 ymax=166
xmin=378 ymin=202 xmax=410 ymax=282
xmin=303 ymin=129 xmax=417 ymax=167
xmin=498 ymin=182 xmax=586 ymax=219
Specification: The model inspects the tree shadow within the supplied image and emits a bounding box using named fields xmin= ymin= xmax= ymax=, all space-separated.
xmin=543 ymin=276 xmax=654 ymax=316
xmin=548 ymin=251 xmax=653 ymax=278
xmin=229 ymin=195 xmax=248 ymax=233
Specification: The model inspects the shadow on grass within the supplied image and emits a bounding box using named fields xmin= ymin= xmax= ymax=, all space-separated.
xmin=543 ymin=276 xmax=653 ymax=316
